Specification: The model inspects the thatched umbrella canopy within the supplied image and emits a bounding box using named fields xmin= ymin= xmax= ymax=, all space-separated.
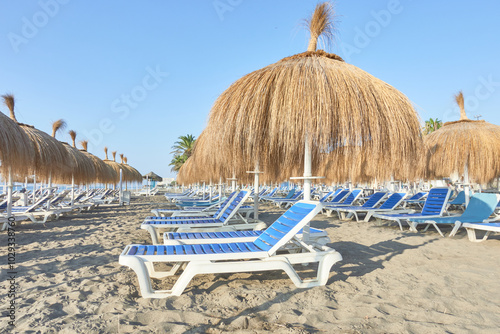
xmin=79 ymin=141 xmax=117 ymax=184
xmin=3 ymin=95 xmax=70 ymax=182
xmin=196 ymin=2 xmax=423 ymax=200
xmin=54 ymin=130 xmax=96 ymax=185
xmin=143 ymin=171 xmax=162 ymax=182
xmin=122 ymin=156 xmax=142 ymax=182
xmin=424 ymin=91 xmax=500 ymax=205
xmin=0 ymin=108 xmax=34 ymax=175
xmin=102 ymin=148 xmax=122 ymax=184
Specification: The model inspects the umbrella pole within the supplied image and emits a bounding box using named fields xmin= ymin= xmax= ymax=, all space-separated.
xmin=209 ymin=181 xmax=213 ymax=201
xmin=6 ymin=167 xmax=13 ymax=218
xmin=303 ymin=135 xmax=312 ymax=201
xmin=254 ymin=163 xmax=260 ymax=221
xmin=71 ymin=174 xmax=75 ymax=207
xmin=464 ymin=162 xmax=470 ymax=208
xmin=119 ymin=169 xmax=123 ymax=204
xmin=33 ymin=172 xmax=37 ymax=204
xmin=219 ymin=177 xmax=222 ymax=198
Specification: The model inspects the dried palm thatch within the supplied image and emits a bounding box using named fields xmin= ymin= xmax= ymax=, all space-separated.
xmin=4 ymin=95 xmax=70 ymax=181
xmin=424 ymin=91 xmax=500 ymax=184
xmin=195 ymin=2 xmax=423 ymax=185
xmin=80 ymin=140 xmax=117 ymax=184
xmin=51 ymin=129 xmax=95 ymax=185
xmin=0 ymin=109 xmax=34 ymax=176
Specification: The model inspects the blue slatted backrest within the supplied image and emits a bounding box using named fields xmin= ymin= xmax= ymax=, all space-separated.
xmin=379 ymin=193 xmax=405 ymax=209
xmin=253 ymin=202 xmax=316 ymax=252
xmin=421 ymin=188 xmax=450 ymax=215
xmin=361 ymin=192 xmax=386 ymax=208
xmin=0 ymin=200 xmax=7 ymax=210
xmin=331 ymin=190 xmax=349 ymax=203
xmin=460 ymin=193 xmax=500 ymax=220
xmin=408 ymin=192 xmax=426 ymax=201
xmin=219 ymin=191 xmax=247 ymax=222
xmin=342 ymin=189 xmax=361 ymax=205
xmin=212 ymin=192 xmax=236 ymax=217
xmin=319 ymin=191 xmax=334 ymax=202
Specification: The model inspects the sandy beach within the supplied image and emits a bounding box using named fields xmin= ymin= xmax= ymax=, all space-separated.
xmin=1 ymin=195 xmax=499 ymax=333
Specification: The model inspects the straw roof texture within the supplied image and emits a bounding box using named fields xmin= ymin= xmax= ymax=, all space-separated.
xmin=194 ymin=2 xmax=423 ymax=183
xmin=80 ymin=141 xmax=117 ymax=184
xmin=424 ymin=91 xmax=500 ymax=184
xmin=0 ymin=110 xmax=34 ymax=175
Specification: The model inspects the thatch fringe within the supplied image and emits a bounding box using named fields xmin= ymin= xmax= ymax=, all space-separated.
xmin=2 ymin=94 xmax=17 ymax=122
xmin=69 ymin=130 xmax=77 ymax=147
xmin=51 ymin=119 xmax=66 ymax=137
xmin=455 ymin=91 xmax=467 ymax=120
xmin=305 ymin=2 xmax=335 ymax=52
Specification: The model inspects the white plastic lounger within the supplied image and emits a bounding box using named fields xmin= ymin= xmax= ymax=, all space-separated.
xmin=163 ymin=227 xmax=330 ymax=245
xmin=141 ymin=191 xmax=254 ymax=244
xmin=372 ymin=188 xmax=451 ymax=231
xmin=462 ymin=222 xmax=500 ymax=242
xmin=119 ymin=200 xmax=342 ymax=298
xmin=408 ymin=193 xmax=500 ymax=237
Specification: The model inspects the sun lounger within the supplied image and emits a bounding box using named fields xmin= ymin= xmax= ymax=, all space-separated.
xmin=408 ymin=193 xmax=500 ymax=237
xmin=461 ymin=222 xmax=500 ymax=242
xmin=141 ymin=190 xmax=255 ymax=244
xmin=163 ymin=226 xmax=330 ymax=246
xmin=403 ymin=192 xmax=428 ymax=208
xmin=372 ymin=187 xmax=451 ymax=231
xmin=119 ymin=200 xmax=342 ymax=298
xmin=333 ymin=191 xmax=388 ymax=220
xmin=323 ymin=189 xmax=363 ymax=217
xmin=352 ymin=192 xmax=407 ymax=222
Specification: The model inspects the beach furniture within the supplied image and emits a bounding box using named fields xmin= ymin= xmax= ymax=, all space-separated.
xmin=323 ymin=189 xmax=363 ymax=217
xmin=120 ymin=200 xmax=342 ymax=298
xmin=261 ymin=188 xmax=295 ymax=202
xmin=408 ymin=193 xmax=500 ymax=237
xmin=164 ymin=194 xmax=235 ymax=218
xmin=162 ymin=226 xmax=330 ymax=246
xmin=1 ymin=193 xmax=62 ymax=229
xmin=446 ymin=190 xmax=471 ymax=211
xmin=333 ymin=191 xmax=388 ymax=220
xmin=151 ymin=193 xmax=233 ymax=217
xmin=270 ymin=190 xmax=304 ymax=207
xmin=353 ymin=192 xmax=408 ymax=222
xmin=141 ymin=190 xmax=255 ymax=244
xmin=372 ymin=187 xmax=451 ymax=231
xmin=462 ymin=222 xmax=500 ymax=242
xmin=402 ymin=192 xmax=428 ymax=208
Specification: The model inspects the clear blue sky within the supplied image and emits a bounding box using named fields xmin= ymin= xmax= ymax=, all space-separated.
xmin=1 ymin=0 xmax=499 ymax=179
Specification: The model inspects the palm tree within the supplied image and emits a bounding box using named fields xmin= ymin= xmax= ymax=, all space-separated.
xmin=169 ymin=154 xmax=188 ymax=172
xmin=169 ymin=134 xmax=196 ymax=172
xmin=170 ymin=134 xmax=196 ymax=157
xmin=423 ymin=118 xmax=443 ymax=135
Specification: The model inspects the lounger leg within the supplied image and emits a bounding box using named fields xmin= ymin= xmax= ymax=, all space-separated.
xmin=396 ymin=219 xmax=403 ymax=231
xmin=428 ymin=222 xmax=445 ymax=237
xmin=143 ymin=225 xmax=160 ymax=245
xmin=466 ymin=228 xmax=491 ymax=242
xmin=449 ymin=221 xmax=461 ymax=237
xmin=364 ymin=212 xmax=374 ymax=222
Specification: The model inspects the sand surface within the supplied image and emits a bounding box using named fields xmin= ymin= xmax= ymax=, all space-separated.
xmin=1 ymin=195 xmax=500 ymax=333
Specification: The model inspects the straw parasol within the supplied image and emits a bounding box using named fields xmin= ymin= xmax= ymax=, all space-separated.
xmin=197 ymin=2 xmax=423 ymax=200
xmin=3 ymin=95 xmax=70 ymax=183
xmin=0 ymin=109 xmax=34 ymax=175
xmin=143 ymin=171 xmax=162 ymax=182
xmin=424 ymin=91 xmax=500 ymax=205
xmin=62 ymin=130 xmax=96 ymax=184
xmin=79 ymin=141 xmax=117 ymax=184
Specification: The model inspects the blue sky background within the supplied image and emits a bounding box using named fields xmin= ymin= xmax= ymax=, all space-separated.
xmin=1 ymin=0 xmax=499 ymax=179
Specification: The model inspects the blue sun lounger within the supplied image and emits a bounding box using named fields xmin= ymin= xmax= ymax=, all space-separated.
xmin=333 ymin=191 xmax=388 ymax=220
xmin=408 ymin=193 xmax=500 ymax=237
xmin=120 ymin=200 xmax=342 ymax=298
xmin=372 ymin=187 xmax=451 ymax=231
xmin=323 ymin=189 xmax=363 ymax=217
xmin=141 ymin=191 xmax=255 ymax=244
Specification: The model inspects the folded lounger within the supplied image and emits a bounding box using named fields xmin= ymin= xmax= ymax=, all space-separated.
xmin=408 ymin=193 xmax=500 ymax=237
xmin=372 ymin=187 xmax=451 ymax=231
xmin=141 ymin=191 xmax=255 ymax=244
xmin=120 ymin=200 xmax=342 ymax=298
